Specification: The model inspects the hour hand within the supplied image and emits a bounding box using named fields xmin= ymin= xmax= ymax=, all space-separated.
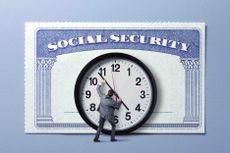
xmin=121 ymin=101 xmax=129 ymax=111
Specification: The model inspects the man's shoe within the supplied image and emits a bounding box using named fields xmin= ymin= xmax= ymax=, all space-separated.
xmin=111 ymin=139 xmax=117 ymax=142
xmin=94 ymin=139 xmax=100 ymax=142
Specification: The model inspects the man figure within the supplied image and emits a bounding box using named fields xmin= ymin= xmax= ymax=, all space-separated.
xmin=94 ymin=81 xmax=121 ymax=142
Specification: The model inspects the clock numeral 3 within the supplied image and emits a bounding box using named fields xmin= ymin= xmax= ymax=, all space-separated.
xmin=140 ymin=90 xmax=146 ymax=99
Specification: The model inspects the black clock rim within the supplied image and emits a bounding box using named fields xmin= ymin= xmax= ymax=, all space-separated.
xmin=74 ymin=52 xmax=157 ymax=135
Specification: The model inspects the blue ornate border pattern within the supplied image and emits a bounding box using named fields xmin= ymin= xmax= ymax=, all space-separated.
xmin=35 ymin=29 xmax=201 ymax=129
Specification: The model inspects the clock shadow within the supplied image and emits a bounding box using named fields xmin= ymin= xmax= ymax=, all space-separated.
xmin=147 ymin=75 xmax=163 ymax=121
xmin=96 ymin=135 xmax=130 ymax=143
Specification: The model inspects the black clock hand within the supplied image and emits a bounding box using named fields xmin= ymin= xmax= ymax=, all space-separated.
xmin=120 ymin=101 xmax=129 ymax=111
xmin=98 ymin=72 xmax=129 ymax=111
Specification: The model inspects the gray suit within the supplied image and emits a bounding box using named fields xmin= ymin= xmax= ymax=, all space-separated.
xmin=94 ymin=85 xmax=121 ymax=141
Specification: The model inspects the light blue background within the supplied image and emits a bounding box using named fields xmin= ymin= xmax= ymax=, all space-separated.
xmin=0 ymin=0 xmax=229 ymax=152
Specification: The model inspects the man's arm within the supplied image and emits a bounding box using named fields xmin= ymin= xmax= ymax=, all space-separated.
xmin=96 ymin=81 xmax=105 ymax=98
xmin=114 ymin=98 xmax=122 ymax=109
xmin=109 ymin=98 xmax=121 ymax=109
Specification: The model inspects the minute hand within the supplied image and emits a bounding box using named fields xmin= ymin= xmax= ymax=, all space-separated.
xmin=98 ymin=72 xmax=129 ymax=111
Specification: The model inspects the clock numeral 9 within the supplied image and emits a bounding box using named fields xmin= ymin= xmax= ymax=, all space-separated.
xmin=125 ymin=112 xmax=131 ymax=120
xmin=111 ymin=64 xmax=120 ymax=72
xmin=140 ymin=90 xmax=146 ymax=99
xmin=85 ymin=90 xmax=91 ymax=98
xmin=89 ymin=77 xmax=98 ymax=86
xmin=114 ymin=115 xmax=118 ymax=124
xmin=136 ymin=77 xmax=141 ymax=86
xmin=90 ymin=103 xmax=96 ymax=111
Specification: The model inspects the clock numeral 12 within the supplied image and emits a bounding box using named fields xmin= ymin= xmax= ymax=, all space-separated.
xmin=111 ymin=64 xmax=120 ymax=72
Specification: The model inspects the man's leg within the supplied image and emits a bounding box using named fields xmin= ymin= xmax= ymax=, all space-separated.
xmin=94 ymin=117 xmax=105 ymax=142
xmin=109 ymin=120 xmax=116 ymax=141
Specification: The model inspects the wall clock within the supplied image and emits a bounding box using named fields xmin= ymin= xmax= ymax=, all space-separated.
xmin=75 ymin=52 xmax=157 ymax=134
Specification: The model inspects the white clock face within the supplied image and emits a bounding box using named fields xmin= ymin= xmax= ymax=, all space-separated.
xmin=75 ymin=53 xmax=157 ymax=134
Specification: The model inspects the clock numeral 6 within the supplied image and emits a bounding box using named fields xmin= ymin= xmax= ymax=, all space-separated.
xmin=125 ymin=112 xmax=131 ymax=120
xmin=90 ymin=103 xmax=96 ymax=111
xmin=114 ymin=115 xmax=118 ymax=124
xmin=89 ymin=77 xmax=98 ymax=86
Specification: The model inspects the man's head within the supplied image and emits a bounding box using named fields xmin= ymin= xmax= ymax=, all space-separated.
xmin=107 ymin=89 xmax=114 ymax=97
